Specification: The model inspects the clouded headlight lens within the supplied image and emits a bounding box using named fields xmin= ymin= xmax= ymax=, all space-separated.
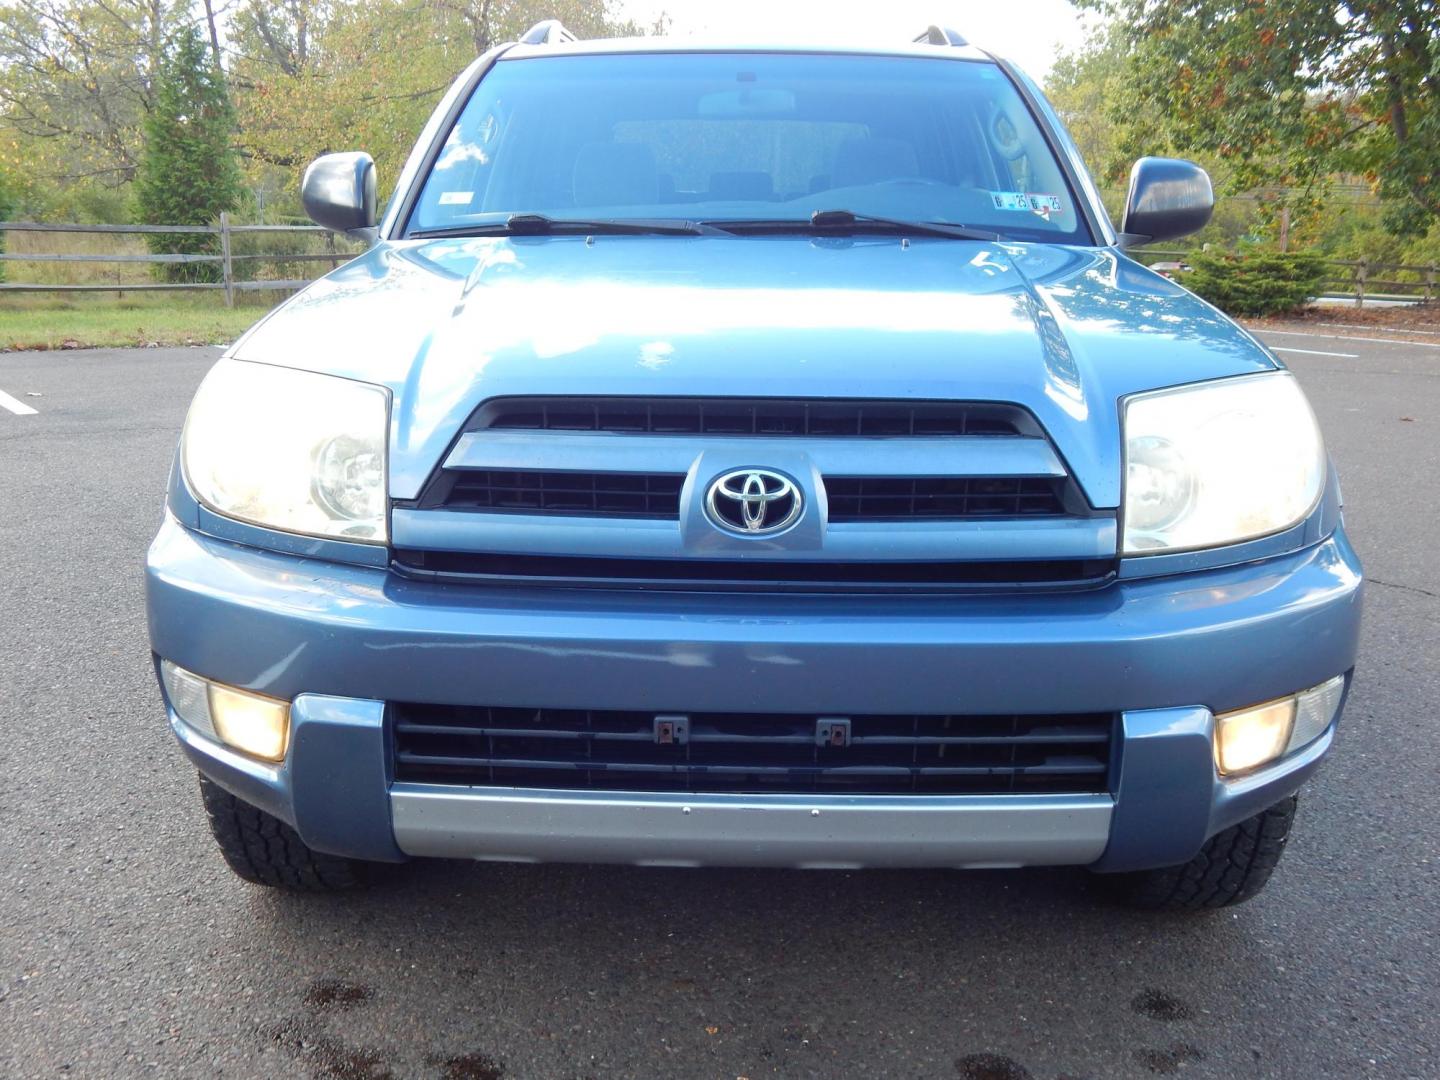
xmin=1122 ymin=372 xmax=1323 ymax=554
xmin=182 ymin=359 xmax=389 ymax=543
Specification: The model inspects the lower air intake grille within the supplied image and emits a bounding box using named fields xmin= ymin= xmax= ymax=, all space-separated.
xmin=391 ymin=551 xmax=1116 ymax=592
xmin=392 ymin=705 xmax=1115 ymax=795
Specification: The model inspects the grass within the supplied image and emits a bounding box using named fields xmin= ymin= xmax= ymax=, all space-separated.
xmin=0 ymin=223 xmax=362 ymax=350
xmin=0 ymin=294 xmax=276 ymax=351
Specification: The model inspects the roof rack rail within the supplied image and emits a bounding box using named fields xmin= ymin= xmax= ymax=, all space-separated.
xmin=519 ymin=19 xmax=577 ymax=45
xmin=913 ymin=25 xmax=968 ymax=47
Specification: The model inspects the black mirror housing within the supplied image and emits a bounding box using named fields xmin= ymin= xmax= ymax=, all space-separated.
xmin=1119 ymin=157 xmax=1213 ymax=247
xmin=302 ymin=152 xmax=377 ymax=235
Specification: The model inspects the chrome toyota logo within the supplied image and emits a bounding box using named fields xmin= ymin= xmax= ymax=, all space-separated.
xmin=705 ymin=469 xmax=803 ymax=535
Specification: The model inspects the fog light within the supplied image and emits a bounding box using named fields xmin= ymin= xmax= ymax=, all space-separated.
xmin=1288 ymin=675 xmax=1346 ymax=754
xmin=209 ymin=683 xmax=291 ymax=762
xmin=1215 ymin=697 xmax=1295 ymax=776
xmin=159 ymin=660 xmax=290 ymax=762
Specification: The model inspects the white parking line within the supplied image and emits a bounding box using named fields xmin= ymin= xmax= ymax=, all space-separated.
xmin=0 ymin=388 xmax=38 ymax=416
xmin=1270 ymin=346 xmax=1360 ymax=358
xmin=1316 ymin=322 xmax=1440 ymax=337
xmin=1255 ymin=328 xmax=1440 ymax=350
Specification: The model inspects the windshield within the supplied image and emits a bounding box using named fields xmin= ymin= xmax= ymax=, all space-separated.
xmin=405 ymin=52 xmax=1091 ymax=244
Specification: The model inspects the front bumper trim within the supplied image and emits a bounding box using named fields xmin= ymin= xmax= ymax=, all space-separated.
xmin=389 ymin=784 xmax=1114 ymax=869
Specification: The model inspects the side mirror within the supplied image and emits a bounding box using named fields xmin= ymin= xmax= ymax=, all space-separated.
xmin=1119 ymin=157 xmax=1213 ymax=247
xmin=302 ymin=152 xmax=377 ymax=235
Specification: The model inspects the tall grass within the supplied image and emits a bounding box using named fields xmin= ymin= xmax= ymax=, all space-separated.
xmin=2 ymin=226 xmax=363 ymax=289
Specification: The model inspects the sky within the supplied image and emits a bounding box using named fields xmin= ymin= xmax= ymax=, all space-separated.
xmin=616 ymin=0 xmax=1097 ymax=81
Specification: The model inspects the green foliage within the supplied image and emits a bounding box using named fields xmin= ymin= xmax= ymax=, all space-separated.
xmin=134 ymin=28 xmax=242 ymax=282
xmin=1074 ymin=0 xmax=1440 ymax=238
xmin=1183 ymin=251 xmax=1328 ymax=317
xmin=0 ymin=165 xmax=13 ymax=281
xmin=0 ymin=1 xmax=650 ymax=217
xmin=230 ymin=0 xmax=646 ymax=205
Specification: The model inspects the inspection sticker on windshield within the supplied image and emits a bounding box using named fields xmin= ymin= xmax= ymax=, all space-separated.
xmin=1027 ymin=193 xmax=1064 ymax=218
xmin=990 ymin=191 xmax=1065 ymax=218
xmin=990 ymin=191 xmax=1031 ymax=212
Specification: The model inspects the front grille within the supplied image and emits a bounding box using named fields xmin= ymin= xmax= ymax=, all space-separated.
xmin=441 ymin=469 xmax=684 ymax=518
xmin=392 ymin=550 xmax=1116 ymax=592
xmin=473 ymin=396 xmax=1035 ymax=437
xmin=826 ymin=476 xmax=1067 ymax=521
xmin=392 ymin=705 xmax=1115 ymax=795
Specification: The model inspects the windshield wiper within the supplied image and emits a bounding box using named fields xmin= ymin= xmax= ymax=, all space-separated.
xmin=704 ymin=209 xmax=1000 ymax=242
xmin=410 ymin=213 xmax=711 ymax=239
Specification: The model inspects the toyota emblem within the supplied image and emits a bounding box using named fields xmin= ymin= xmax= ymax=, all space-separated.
xmin=705 ymin=469 xmax=803 ymax=535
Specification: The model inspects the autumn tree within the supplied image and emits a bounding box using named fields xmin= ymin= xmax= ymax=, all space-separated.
xmin=0 ymin=0 xmax=188 ymax=188
xmin=1075 ymin=0 xmax=1440 ymax=236
xmin=229 ymin=0 xmax=646 ymax=204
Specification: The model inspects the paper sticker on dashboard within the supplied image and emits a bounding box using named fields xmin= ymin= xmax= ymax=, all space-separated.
xmin=438 ymin=191 xmax=474 ymax=206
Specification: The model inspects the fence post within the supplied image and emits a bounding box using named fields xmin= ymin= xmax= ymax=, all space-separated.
xmin=1426 ymin=263 xmax=1436 ymax=305
xmin=219 ymin=211 xmax=234 ymax=308
xmin=1355 ymin=258 xmax=1367 ymax=309
xmin=325 ymin=228 xmax=338 ymax=270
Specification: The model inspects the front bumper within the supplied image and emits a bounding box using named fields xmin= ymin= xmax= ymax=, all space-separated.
xmin=148 ymin=517 xmax=1363 ymax=872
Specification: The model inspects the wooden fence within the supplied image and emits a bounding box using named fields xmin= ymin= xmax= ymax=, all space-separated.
xmin=0 ymin=216 xmax=354 ymax=307
xmin=1135 ymin=249 xmax=1438 ymax=307
xmin=2 ymin=224 xmax=1435 ymax=309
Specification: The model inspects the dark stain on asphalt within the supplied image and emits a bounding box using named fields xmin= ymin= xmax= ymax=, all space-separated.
xmin=304 ymin=979 xmax=375 ymax=1012
xmin=263 ymin=1017 xmax=395 ymax=1080
xmin=1134 ymin=1043 xmax=1205 ymax=1075
xmin=427 ymin=1051 xmax=505 ymax=1080
xmin=956 ymin=1053 xmax=1033 ymax=1080
xmin=1131 ymin=988 xmax=1193 ymax=1022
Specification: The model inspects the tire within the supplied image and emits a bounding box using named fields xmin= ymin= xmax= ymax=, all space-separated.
xmin=198 ymin=773 xmax=372 ymax=891
xmin=1104 ymin=795 xmax=1299 ymax=911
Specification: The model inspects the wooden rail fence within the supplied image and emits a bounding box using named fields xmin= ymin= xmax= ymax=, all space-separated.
xmin=1 ymin=225 xmax=1434 ymax=309
xmin=1136 ymin=249 xmax=1438 ymax=307
xmin=0 ymin=215 xmax=353 ymax=307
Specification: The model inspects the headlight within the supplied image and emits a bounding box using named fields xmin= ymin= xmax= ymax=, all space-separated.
xmin=182 ymin=359 xmax=389 ymax=543
xmin=1122 ymin=372 xmax=1323 ymax=554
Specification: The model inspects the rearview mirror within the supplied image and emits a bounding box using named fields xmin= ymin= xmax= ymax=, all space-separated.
xmin=1119 ymin=157 xmax=1213 ymax=247
xmin=302 ymin=152 xmax=377 ymax=236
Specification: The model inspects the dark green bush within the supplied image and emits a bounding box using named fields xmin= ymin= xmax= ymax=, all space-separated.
xmin=0 ymin=169 xmax=13 ymax=283
xmin=1182 ymin=250 xmax=1328 ymax=317
xmin=134 ymin=28 xmax=241 ymax=284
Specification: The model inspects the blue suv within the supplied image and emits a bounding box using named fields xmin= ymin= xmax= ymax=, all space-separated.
xmin=147 ymin=23 xmax=1363 ymax=909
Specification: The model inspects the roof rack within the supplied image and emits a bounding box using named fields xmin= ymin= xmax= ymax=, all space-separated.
xmin=913 ymin=25 xmax=968 ymax=47
xmin=519 ymin=19 xmax=576 ymax=45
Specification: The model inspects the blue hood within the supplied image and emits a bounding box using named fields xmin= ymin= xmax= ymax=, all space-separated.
xmin=231 ymin=235 xmax=1278 ymax=505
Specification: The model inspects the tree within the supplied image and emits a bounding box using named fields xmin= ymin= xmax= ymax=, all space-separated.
xmin=229 ymin=0 xmax=647 ymax=204
xmin=0 ymin=0 xmax=188 ymax=188
xmin=1075 ymin=0 xmax=1440 ymax=236
xmin=134 ymin=26 xmax=242 ymax=280
xmin=0 ymin=165 xmax=13 ymax=280
xmin=1046 ymin=28 xmax=1266 ymax=248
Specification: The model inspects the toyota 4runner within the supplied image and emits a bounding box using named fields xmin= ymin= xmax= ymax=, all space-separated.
xmin=146 ymin=22 xmax=1363 ymax=909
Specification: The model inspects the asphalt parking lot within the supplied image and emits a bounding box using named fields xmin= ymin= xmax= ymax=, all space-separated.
xmin=1 ymin=326 xmax=1436 ymax=1079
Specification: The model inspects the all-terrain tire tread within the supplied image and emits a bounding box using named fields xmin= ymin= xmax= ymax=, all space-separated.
xmin=198 ymin=774 xmax=366 ymax=891
xmin=1111 ymin=795 xmax=1298 ymax=911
